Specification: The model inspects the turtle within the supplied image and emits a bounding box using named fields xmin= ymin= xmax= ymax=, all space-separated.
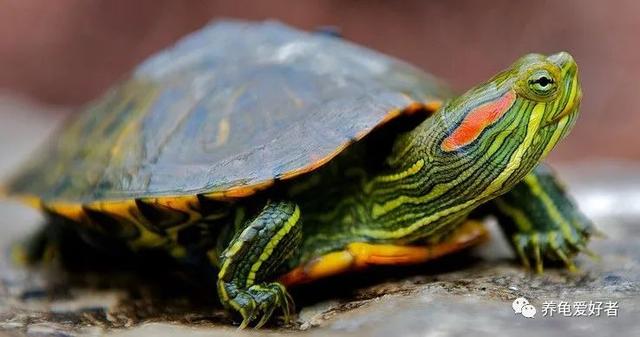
xmin=3 ymin=20 xmax=594 ymax=327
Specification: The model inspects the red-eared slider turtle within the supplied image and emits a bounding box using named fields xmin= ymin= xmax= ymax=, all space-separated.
xmin=4 ymin=20 xmax=593 ymax=327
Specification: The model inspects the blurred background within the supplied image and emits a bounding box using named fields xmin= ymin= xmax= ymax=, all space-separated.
xmin=1 ymin=2 xmax=640 ymax=335
xmin=0 ymin=0 xmax=638 ymax=164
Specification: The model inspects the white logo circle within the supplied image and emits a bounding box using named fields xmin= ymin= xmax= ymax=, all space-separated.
xmin=521 ymin=304 xmax=537 ymax=318
xmin=512 ymin=297 xmax=529 ymax=314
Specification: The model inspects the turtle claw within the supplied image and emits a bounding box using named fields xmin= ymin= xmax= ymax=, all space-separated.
xmin=512 ymin=226 xmax=592 ymax=273
xmin=582 ymin=247 xmax=601 ymax=262
xmin=590 ymin=227 xmax=608 ymax=239
xmin=228 ymin=282 xmax=294 ymax=329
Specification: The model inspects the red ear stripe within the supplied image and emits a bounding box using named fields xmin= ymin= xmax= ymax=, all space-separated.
xmin=441 ymin=90 xmax=516 ymax=152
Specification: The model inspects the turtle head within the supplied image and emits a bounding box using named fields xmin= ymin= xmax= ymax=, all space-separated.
xmin=430 ymin=51 xmax=581 ymax=199
xmin=510 ymin=51 xmax=581 ymax=144
xmin=440 ymin=52 xmax=581 ymax=153
xmin=355 ymin=52 xmax=581 ymax=241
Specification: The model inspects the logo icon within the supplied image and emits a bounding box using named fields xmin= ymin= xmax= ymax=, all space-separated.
xmin=521 ymin=304 xmax=537 ymax=318
xmin=512 ymin=297 xmax=536 ymax=318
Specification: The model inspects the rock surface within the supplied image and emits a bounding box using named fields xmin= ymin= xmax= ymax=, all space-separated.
xmin=0 ymin=96 xmax=639 ymax=336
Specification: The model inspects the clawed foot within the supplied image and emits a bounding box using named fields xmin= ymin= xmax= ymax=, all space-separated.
xmin=512 ymin=226 xmax=596 ymax=273
xmin=225 ymin=282 xmax=295 ymax=329
xmin=215 ymin=201 xmax=301 ymax=328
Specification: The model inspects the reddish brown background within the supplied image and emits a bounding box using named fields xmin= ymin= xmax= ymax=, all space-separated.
xmin=0 ymin=0 xmax=638 ymax=162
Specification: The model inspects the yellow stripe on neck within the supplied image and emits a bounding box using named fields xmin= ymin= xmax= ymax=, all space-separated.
xmin=373 ymin=159 xmax=425 ymax=184
xmin=364 ymin=102 xmax=545 ymax=240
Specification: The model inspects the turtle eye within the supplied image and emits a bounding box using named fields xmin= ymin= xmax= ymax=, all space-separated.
xmin=528 ymin=70 xmax=557 ymax=97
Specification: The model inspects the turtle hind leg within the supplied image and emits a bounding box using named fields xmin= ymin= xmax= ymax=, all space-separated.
xmin=215 ymin=200 xmax=302 ymax=328
xmin=12 ymin=215 xmax=136 ymax=269
xmin=11 ymin=224 xmax=59 ymax=266
xmin=488 ymin=164 xmax=596 ymax=273
xmin=12 ymin=220 xmax=90 ymax=267
xmin=280 ymin=219 xmax=488 ymax=287
xmin=10 ymin=202 xmax=92 ymax=267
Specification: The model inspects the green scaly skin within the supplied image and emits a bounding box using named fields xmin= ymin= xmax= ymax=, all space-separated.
xmin=211 ymin=52 xmax=585 ymax=326
xmin=22 ymin=52 xmax=589 ymax=328
xmin=484 ymin=164 xmax=595 ymax=273
xmin=216 ymin=201 xmax=300 ymax=328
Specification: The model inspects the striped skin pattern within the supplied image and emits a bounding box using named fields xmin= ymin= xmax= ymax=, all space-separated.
xmin=216 ymin=201 xmax=300 ymax=328
xmin=294 ymin=52 xmax=582 ymax=262
xmin=11 ymin=52 xmax=585 ymax=328
xmin=489 ymin=164 xmax=595 ymax=273
xmin=441 ymin=90 xmax=516 ymax=152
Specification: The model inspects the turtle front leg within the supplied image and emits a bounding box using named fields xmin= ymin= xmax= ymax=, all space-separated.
xmin=488 ymin=164 xmax=596 ymax=273
xmin=216 ymin=200 xmax=302 ymax=328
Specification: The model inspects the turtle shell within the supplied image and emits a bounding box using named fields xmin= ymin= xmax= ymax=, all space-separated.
xmin=5 ymin=20 xmax=450 ymax=205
